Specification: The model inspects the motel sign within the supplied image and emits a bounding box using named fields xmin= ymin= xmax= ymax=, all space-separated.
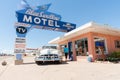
xmin=14 ymin=0 xmax=76 ymax=64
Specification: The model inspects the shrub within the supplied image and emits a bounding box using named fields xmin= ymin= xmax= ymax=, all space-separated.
xmin=107 ymin=51 xmax=120 ymax=63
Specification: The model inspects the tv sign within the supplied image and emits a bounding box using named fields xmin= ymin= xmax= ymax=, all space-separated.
xmin=16 ymin=26 xmax=27 ymax=34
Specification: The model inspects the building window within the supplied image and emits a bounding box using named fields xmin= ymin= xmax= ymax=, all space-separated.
xmin=75 ymin=38 xmax=88 ymax=56
xmin=115 ymin=40 xmax=120 ymax=48
xmin=94 ymin=37 xmax=107 ymax=54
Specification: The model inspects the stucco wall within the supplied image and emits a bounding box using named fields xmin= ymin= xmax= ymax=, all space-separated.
xmin=91 ymin=32 xmax=120 ymax=53
xmin=57 ymin=32 xmax=120 ymax=60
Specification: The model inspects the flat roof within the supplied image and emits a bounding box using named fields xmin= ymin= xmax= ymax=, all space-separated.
xmin=49 ymin=21 xmax=120 ymax=44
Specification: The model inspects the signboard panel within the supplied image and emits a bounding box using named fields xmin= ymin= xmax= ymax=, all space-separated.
xmin=15 ymin=44 xmax=26 ymax=48
xmin=16 ymin=26 xmax=32 ymax=37
xmin=15 ymin=22 xmax=30 ymax=27
xmin=16 ymin=12 xmax=76 ymax=32
xmin=95 ymin=42 xmax=104 ymax=46
xmin=16 ymin=38 xmax=26 ymax=43
xmin=16 ymin=26 xmax=27 ymax=34
xmin=16 ymin=54 xmax=22 ymax=60
xmin=14 ymin=48 xmax=25 ymax=53
xmin=26 ymin=48 xmax=38 ymax=50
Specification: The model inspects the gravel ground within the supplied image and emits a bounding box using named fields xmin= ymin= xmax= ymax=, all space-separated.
xmin=0 ymin=56 xmax=120 ymax=80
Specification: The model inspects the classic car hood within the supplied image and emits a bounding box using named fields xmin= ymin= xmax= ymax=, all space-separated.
xmin=39 ymin=49 xmax=61 ymax=55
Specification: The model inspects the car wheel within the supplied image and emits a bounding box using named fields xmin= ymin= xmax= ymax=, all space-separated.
xmin=54 ymin=61 xmax=62 ymax=64
xmin=35 ymin=61 xmax=40 ymax=65
xmin=35 ymin=61 xmax=43 ymax=65
xmin=59 ymin=60 xmax=62 ymax=64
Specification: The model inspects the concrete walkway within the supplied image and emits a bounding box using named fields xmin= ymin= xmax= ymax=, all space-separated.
xmin=0 ymin=56 xmax=120 ymax=80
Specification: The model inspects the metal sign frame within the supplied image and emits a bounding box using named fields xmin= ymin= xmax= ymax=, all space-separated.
xmin=14 ymin=0 xmax=76 ymax=63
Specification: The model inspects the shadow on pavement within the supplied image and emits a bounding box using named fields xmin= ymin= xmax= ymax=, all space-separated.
xmin=21 ymin=61 xmax=69 ymax=66
xmin=37 ymin=61 xmax=69 ymax=66
xmin=22 ymin=62 xmax=35 ymax=65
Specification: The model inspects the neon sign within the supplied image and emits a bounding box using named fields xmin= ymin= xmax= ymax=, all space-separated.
xmin=14 ymin=0 xmax=76 ymax=64
xmin=15 ymin=0 xmax=76 ymax=38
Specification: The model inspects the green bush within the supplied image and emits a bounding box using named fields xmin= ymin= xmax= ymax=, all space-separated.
xmin=109 ymin=51 xmax=120 ymax=58
xmin=107 ymin=51 xmax=120 ymax=62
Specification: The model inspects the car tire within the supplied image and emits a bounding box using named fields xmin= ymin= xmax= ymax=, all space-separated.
xmin=54 ymin=61 xmax=62 ymax=64
xmin=59 ymin=60 xmax=62 ymax=64
xmin=35 ymin=61 xmax=43 ymax=65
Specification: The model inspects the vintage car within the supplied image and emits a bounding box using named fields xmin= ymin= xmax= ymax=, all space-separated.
xmin=35 ymin=48 xmax=62 ymax=65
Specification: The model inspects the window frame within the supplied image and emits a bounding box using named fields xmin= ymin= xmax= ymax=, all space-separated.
xmin=115 ymin=40 xmax=120 ymax=48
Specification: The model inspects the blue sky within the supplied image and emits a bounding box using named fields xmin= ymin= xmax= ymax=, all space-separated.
xmin=0 ymin=0 xmax=120 ymax=53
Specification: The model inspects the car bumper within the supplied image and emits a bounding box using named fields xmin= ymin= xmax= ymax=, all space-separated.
xmin=35 ymin=57 xmax=62 ymax=62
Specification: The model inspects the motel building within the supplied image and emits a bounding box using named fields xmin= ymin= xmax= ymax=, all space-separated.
xmin=49 ymin=22 xmax=120 ymax=61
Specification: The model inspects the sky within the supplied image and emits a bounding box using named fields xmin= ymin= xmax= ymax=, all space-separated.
xmin=0 ymin=0 xmax=120 ymax=53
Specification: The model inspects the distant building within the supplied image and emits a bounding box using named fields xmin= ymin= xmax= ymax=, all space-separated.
xmin=25 ymin=48 xmax=39 ymax=56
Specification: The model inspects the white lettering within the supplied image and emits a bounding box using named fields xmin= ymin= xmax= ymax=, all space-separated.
xmin=55 ymin=21 xmax=60 ymax=27
xmin=22 ymin=14 xmax=61 ymax=28
xmin=25 ymin=9 xmax=61 ymax=20
xmin=21 ymin=29 xmax=26 ymax=32
xmin=41 ymin=18 xmax=47 ymax=25
xmin=26 ymin=9 xmax=39 ymax=16
xmin=18 ymin=28 xmax=22 ymax=32
xmin=23 ymin=15 xmax=32 ymax=23
xmin=48 ymin=20 xmax=54 ymax=26
xmin=18 ymin=28 xmax=25 ymax=32
xmin=34 ymin=17 xmax=41 ymax=24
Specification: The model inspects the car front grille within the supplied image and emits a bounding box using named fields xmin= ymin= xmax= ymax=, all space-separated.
xmin=40 ymin=54 xmax=59 ymax=59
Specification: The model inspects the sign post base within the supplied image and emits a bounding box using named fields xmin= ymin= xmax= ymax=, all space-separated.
xmin=14 ymin=59 xmax=23 ymax=65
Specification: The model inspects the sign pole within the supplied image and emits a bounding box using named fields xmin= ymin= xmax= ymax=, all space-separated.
xmin=14 ymin=0 xmax=76 ymax=65
xmin=14 ymin=37 xmax=26 ymax=65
